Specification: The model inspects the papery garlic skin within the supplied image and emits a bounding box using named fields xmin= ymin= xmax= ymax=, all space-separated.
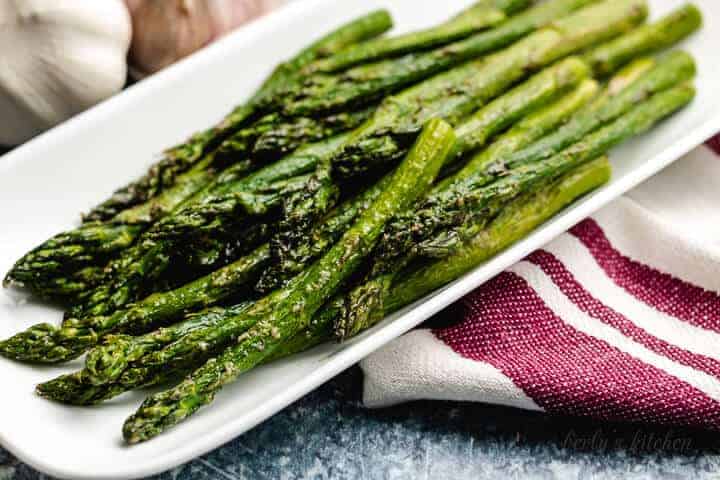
xmin=128 ymin=0 xmax=215 ymax=78
xmin=127 ymin=0 xmax=278 ymax=78
xmin=0 ymin=0 xmax=132 ymax=145
xmin=207 ymin=0 xmax=278 ymax=39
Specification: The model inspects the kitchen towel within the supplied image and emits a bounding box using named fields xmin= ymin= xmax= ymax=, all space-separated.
xmin=361 ymin=136 xmax=720 ymax=430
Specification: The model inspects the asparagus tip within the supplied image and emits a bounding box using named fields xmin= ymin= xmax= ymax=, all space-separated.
xmin=84 ymin=336 xmax=134 ymax=386
xmin=0 ymin=323 xmax=97 ymax=364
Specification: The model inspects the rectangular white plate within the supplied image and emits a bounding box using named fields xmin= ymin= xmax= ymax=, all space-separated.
xmin=1 ymin=0 xmax=719 ymax=478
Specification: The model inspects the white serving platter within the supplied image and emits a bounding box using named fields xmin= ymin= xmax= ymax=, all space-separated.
xmin=1 ymin=0 xmax=719 ymax=478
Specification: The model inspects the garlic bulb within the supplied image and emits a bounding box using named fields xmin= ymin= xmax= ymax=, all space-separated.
xmin=126 ymin=0 xmax=278 ymax=78
xmin=0 ymin=0 xmax=132 ymax=145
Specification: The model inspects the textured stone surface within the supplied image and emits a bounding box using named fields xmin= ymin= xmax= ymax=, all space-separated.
xmin=2 ymin=365 xmax=719 ymax=479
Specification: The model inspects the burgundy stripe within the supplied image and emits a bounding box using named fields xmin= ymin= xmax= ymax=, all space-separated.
xmin=527 ymin=249 xmax=720 ymax=379
xmin=706 ymin=134 xmax=720 ymax=155
xmin=570 ymin=219 xmax=720 ymax=333
xmin=435 ymin=271 xmax=720 ymax=430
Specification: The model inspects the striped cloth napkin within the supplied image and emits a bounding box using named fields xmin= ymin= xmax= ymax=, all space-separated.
xmin=361 ymin=135 xmax=720 ymax=430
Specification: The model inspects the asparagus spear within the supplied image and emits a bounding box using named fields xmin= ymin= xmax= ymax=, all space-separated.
xmin=121 ymin=119 xmax=456 ymax=443
xmin=331 ymin=0 xmax=648 ymax=179
xmin=265 ymin=55 xmax=591 ymax=290
xmin=4 ymin=11 xmax=394 ymax=298
xmin=2 ymin=224 xmax=141 ymax=302
xmin=507 ymin=50 xmax=697 ymax=167
xmin=250 ymin=106 xmax=375 ymax=159
xmin=584 ymin=3 xmax=702 ymax=76
xmin=242 ymin=2 xmax=691 ymax=292
xmin=280 ymin=0 xmax=647 ymax=263
xmin=3 ymin=107 xmax=372 ymax=300
xmin=377 ymin=51 xmax=695 ymax=268
xmin=1 ymin=166 xmax=381 ymax=364
xmin=37 ymin=301 xmax=335 ymax=405
xmin=4 ymin=0 xmax=637 ymax=302
xmin=7 ymin=59 xmax=589 ymax=361
xmin=144 ymin=134 xmax=347 ymax=246
xmin=339 ymin=156 xmax=612 ymax=339
xmin=260 ymin=76 xmax=603 ymax=293
xmin=441 ymin=78 xmax=601 ymax=184
xmin=268 ymin=0 xmax=598 ymax=118
xmin=0 ymin=134 xmax=386 ymax=364
xmin=29 ymin=119 xmax=445 ymax=406
xmin=36 ymin=303 xmax=255 ymax=405
xmin=83 ymin=10 xmax=393 ymax=222
xmin=256 ymin=174 xmax=392 ymax=292
xmin=304 ymin=0 xmax=527 ymax=74
xmin=336 ymin=83 xmax=696 ymax=339
xmin=35 ymin=179 xmax=391 ymax=397
xmin=0 ymin=140 xmax=351 ymax=362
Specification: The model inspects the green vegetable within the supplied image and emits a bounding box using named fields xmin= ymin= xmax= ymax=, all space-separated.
xmin=339 ymin=156 xmax=612 ymax=339
xmin=36 ymin=301 xmax=335 ymax=404
xmin=585 ymin=3 xmax=702 ymax=76
xmin=376 ymin=51 xmax=696 ymax=270
xmin=331 ymin=0 xmax=648 ymax=179
xmin=305 ymin=0 xmax=527 ymax=74
xmin=266 ymin=55 xmax=590 ymax=291
xmin=83 ymin=10 xmax=393 ymax=222
xmin=121 ymin=118 xmax=456 ymax=443
xmin=2 ymin=11 xmax=394 ymax=300
xmin=507 ymin=50 xmax=696 ymax=167
xmin=270 ymin=0 xmax=598 ymax=118
xmin=336 ymin=83 xmax=695 ymax=339
xmin=257 ymin=174 xmax=392 ymax=292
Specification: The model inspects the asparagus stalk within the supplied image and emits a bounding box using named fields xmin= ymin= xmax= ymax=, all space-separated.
xmin=377 ymin=51 xmax=695 ymax=268
xmin=0 ymin=140 xmax=348 ymax=362
xmin=4 ymin=0 xmax=636 ymax=304
xmin=4 ymin=11 xmax=394 ymax=299
xmin=331 ymin=0 xmax=648 ymax=179
xmin=238 ymin=2 xmax=691 ymax=296
xmin=27 ymin=119 xmax=441 ymax=407
xmin=339 ymin=157 xmax=612 ymax=339
xmin=507 ymin=50 xmax=697 ymax=167
xmin=336 ymin=83 xmax=696 ymax=339
xmin=259 ymin=77 xmax=600 ymax=292
xmin=584 ymin=3 xmax=702 ymax=76
xmin=304 ymin=0 xmax=527 ymax=74
xmin=264 ymin=161 xmax=340 ymax=282
xmin=121 ymin=119 xmax=456 ymax=443
xmin=440 ymin=78 xmax=601 ymax=184
xmin=256 ymin=174 xmax=392 ymax=292
xmin=268 ymin=0 xmax=598 ymax=118
xmin=3 ymin=109 xmax=370 ymax=300
xmin=250 ymin=106 xmax=375 ymax=159
xmin=145 ymin=134 xmax=346 ymax=246
xmin=0 ymin=245 xmax=271 ymax=364
xmin=66 ymin=135 xmax=346 ymax=316
xmin=276 ymin=0 xmax=646 ymax=263
xmin=37 ymin=301 xmax=335 ymax=405
xmin=284 ymin=4 xmax=653 ymax=268
xmin=6 ymin=58 xmax=594 ymax=361
xmin=83 ymin=10 xmax=393 ymax=222
xmin=265 ymin=55 xmax=591 ymax=290
xmin=0 ymin=134 xmax=386 ymax=364
xmin=1 ymin=165 xmax=383 ymax=364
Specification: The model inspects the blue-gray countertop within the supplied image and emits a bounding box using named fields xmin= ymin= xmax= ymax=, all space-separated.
xmin=2 ymin=365 xmax=719 ymax=480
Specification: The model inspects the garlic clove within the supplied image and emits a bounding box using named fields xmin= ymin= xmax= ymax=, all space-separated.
xmin=0 ymin=0 xmax=131 ymax=145
xmin=207 ymin=0 xmax=279 ymax=39
xmin=126 ymin=0 xmax=280 ymax=79
xmin=128 ymin=0 xmax=216 ymax=78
